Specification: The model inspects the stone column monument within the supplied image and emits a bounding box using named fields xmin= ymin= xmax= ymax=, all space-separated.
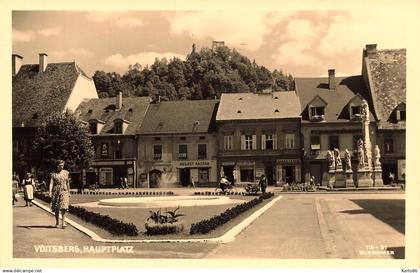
xmin=373 ymin=145 xmax=384 ymax=186
xmin=357 ymin=100 xmax=374 ymax=187
xmin=327 ymin=150 xmax=336 ymax=189
xmin=334 ymin=148 xmax=346 ymax=188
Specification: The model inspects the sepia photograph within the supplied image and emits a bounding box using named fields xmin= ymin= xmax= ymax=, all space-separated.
xmin=1 ymin=0 xmax=419 ymax=271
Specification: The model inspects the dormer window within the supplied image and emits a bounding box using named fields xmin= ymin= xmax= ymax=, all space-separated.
xmin=89 ymin=122 xmax=98 ymax=134
xmin=351 ymin=106 xmax=361 ymax=116
xmin=114 ymin=121 xmax=123 ymax=134
xmin=308 ymin=95 xmax=327 ymax=122
xmin=397 ymin=110 xmax=406 ymax=121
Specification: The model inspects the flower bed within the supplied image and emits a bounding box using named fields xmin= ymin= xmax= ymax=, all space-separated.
xmin=145 ymin=220 xmax=184 ymax=235
xmin=189 ymin=192 xmax=274 ymax=235
xmin=281 ymin=183 xmax=316 ymax=192
xmin=34 ymin=192 xmax=139 ymax=236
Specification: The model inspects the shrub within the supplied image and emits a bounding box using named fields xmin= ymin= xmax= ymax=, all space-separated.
xmin=190 ymin=193 xmax=274 ymax=235
xmin=145 ymin=206 xmax=185 ymax=235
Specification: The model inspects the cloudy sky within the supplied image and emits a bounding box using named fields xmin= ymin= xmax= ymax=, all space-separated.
xmin=12 ymin=9 xmax=411 ymax=78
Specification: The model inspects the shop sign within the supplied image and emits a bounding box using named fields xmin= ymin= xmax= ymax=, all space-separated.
xmin=174 ymin=160 xmax=215 ymax=168
xmin=221 ymin=162 xmax=235 ymax=166
xmin=237 ymin=161 xmax=255 ymax=166
xmin=397 ymin=159 xmax=406 ymax=180
xmin=276 ymin=159 xmax=300 ymax=164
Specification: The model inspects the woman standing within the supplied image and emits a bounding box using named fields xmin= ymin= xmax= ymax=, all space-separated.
xmin=49 ymin=160 xmax=70 ymax=228
xmin=22 ymin=173 xmax=35 ymax=206
xmin=12 ymin=175 xmax=19 ymax=205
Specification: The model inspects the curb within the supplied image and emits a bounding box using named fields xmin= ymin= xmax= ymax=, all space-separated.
xmin=32 ymin=196 xmax=282 ymax=244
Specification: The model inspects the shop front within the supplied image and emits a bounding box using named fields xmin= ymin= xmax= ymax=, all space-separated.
xmin=89 ymin=159 xmax=136 ymax=188
xmin=172 ymin=160 xmax=217 ymax=187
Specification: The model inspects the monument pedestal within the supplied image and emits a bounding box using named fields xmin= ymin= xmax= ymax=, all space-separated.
xmin=334 ymin=167 xmax=346 ymax=188
xmin=373 ymin=167 xmax=384 ymax=187
xmin=328 ymin=169 xmax=335 ymax=189
xmin=345 ymin=170 xmax=355 ymax=188
xmin=357 ymin=168 xmax=373 ymax=187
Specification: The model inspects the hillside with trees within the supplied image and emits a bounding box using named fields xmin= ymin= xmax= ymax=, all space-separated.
xmin=93 ymin=44 xmax=294 ymax=100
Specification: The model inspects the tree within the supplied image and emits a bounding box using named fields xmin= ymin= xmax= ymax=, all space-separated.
xmin=33 ymin=110 xmax=94 ymax=172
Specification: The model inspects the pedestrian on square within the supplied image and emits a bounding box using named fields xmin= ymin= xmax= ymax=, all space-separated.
xmin=310 ymin=176 xmax=315 ymax=186
xmin=123 ymin=177 xmax=128 ymax=189
xmin=49 ymin=160 xmax=70 ymax=228
xmin=22 ymin=173 xmax=35 ymax=207
xmin=190 ymin=176 xmax=195 ymax=188
xmin=12 ymin=175 xmax=19 ymax=205
xmin=259 ymin=174 xmax=268 ymax=194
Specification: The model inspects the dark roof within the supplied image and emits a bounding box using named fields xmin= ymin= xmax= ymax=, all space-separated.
xmin=137 ymin=100 xmax=219 ymax=135
xmin=295 ymin=75 xmax=376 ymax=123
xmin=12 ymin=62 xmax=88 ymax=127
xmin=364 ymin=49 xmax=406 ymax=129
xmin=76 ymin=97 xmax=151 ymax=135
xmin=216 ymin=91 xmax=301 ymax=121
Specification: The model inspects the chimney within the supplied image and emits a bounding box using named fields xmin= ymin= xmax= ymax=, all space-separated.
xmin=328 ymin=69 xmax=335 ymax=90
xmin=12 ymin=54 xmax=23 ymax=76
xmin=39 ymin=53 xmax=48 ymax=73
xmin=365 ymin=44 xmax=377 ymax=58
xmin=116 ymin=92 xmax=123 ymax=110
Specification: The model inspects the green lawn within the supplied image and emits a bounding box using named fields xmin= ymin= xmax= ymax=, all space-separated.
xmin=37 ymin=194 xmax=272 ymax=240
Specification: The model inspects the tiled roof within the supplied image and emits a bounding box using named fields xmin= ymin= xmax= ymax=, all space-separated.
xmin=364 ymin=49 xmax=406 ymax=130
xmin=76 ymin=97 xmax=151 ymax=135
xmin=12 ymin=62 xmax=84 ymax=127
xmin=295 ymin=76 xmax=375 ymax=123
xmin=137 ymin=100 xmax=219 ymax=135
xmin=216 ymin=91 xmax=301 ymax=121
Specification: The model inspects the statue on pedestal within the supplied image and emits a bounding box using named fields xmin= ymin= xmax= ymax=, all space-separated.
xmin=334 ymin=148 xmax=342 ymax=168
xmin=357 ymin=138 xmax=365 ymax=169
xmin=344 ymin=149 xmax=352 ymax=170
xmin=327 ymin=150 xmax=335 ymax=170
xmin=374 ymin=145 xmax=381 ymax=167
xmin=361 ymin=99 xmax=369 ymax=122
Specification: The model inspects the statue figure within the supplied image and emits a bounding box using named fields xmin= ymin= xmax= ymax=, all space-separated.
xmin=374 ymin=145 xmax=381 ymax=167
xmin=344 ymin=149 xmax=352 ymax=170
xmin=334 ymin=148 xmax=342 ymax=168
xmin=361 ymin=99 xmax=369 ymax=122
xmin=327 ymin=150 xmax=335 ymax=169
xmin=357 ymin=139 xmax=365 ymax=169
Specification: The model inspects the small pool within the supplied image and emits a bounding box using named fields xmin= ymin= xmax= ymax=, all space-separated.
xmin=97 ymin=195 xmax=243 ymax=208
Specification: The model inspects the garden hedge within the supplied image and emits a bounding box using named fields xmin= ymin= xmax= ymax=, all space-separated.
xmin=34 ymin=192 xmax=139 ymax=236
xmin=189 ymin=192 xmax=274 ymax=235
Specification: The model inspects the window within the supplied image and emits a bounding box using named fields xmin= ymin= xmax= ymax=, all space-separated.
xmin=178 ymin=144 xmax=188 ymax=159
xmin=397 ymin=110 xmax=406 ymax=121
xmin=89 ymin=122 xmax=97 ymax=134
xmin=329 ymin=135 xmax=339 ymax=150
xmin=198 ymin=144 xmax=207 ymax=159
xmin=310 ymin=107 xmax=325 ymax=117
xmin=351 ymin=106 xmax=361 ymax=116
xmin=114 ymin=121 xmax=123 ymax=134
xmin=245 ymin=135 xmax=253 ymax=150
xmin=115 ymin=142 xmax=123 ymax=159
xmin=153 ymin=145 xmax=162 ymax=160
xmin=310 ymin=135 xmax=321 ymax=150
xmin=264 ymin=134 xmax=273 ymax=150
xmin=285 ymin=134 xmax=296 ymax=149
xmin=100 ymin=143 xmax=108 ymax=158
xmin=353 ymin=135 xmax=363 ymax=151
xmin=224 ymin=135 xmax=233 ymax=150
xmin=240 ymin=168 xmax=254 ymax=182
xmin=384 ymin=137 xmax=394 ymax=153
xmin=199 ymin=136 xmax=206 ymax=140
xmin=198 ymin=168 xmax=209 ymax=183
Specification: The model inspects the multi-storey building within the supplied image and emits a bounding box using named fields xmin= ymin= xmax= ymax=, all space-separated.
xmin=137 ymin=100 xmax=219 ymax=188
xmin=216 ymin=91 xmax=302 ymax=185
xmin=76 ymin=93 xmax=150 ymax=187
xmin=361 ymin=44 xmax=406 ymax=183
xmin=12 ymin=53 xmax=98 ymax=180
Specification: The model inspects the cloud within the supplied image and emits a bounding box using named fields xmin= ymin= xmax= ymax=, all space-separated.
xmin=13 ymin=28 xmax=35 ymax=43
xmin=104 ymin=52 xmax=185 ymax=71
xmin=319 ymin=10 xmax=409 ymax=56
xmin=37 ymin=27 xmax=61 ymax=37
xmin=168 ymin=11 xmax=274 ymax=51
xmin=50 ymin=48 xmax=94 ymax=59
xmin=86 ymin=12 xmax=144 ymax=28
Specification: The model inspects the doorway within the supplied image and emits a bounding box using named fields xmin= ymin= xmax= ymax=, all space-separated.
xmin=222 ymin=165 xmax=234 ymax=184
xmin=264 ymin=165 xmax=274 ymax=185
xmin=149 ymin=169 xmax=162 ymax=188
xmin=179 ymin=168 xmax=191 ymax=187
xmin=282 ymin=166 xmax=295 ymax=183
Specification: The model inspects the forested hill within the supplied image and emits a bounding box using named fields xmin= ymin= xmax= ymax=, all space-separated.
xmin=93 ymin=44 xmax=295 ymax=100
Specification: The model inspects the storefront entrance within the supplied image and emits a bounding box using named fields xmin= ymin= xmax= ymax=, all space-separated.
xmin=222 ymin=165 xmax=234 ymax=184
xmin=282 ymin=166 xmax=295 ymax=183
xmin=264 ymin=165 xmax=274 ymax=185
xmin=179 ymin=168 xmax=191 ymax=187
xmin=382 ymin=163 xmax=397 ymax=184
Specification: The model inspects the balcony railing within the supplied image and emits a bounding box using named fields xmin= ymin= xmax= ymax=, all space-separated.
xmin=178 ymin=153 xmax=187 ymax=159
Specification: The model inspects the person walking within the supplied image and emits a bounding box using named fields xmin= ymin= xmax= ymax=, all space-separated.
xmin=49 ymin=160 xmax=70 ymax=228
xmin=259 ymin=174 xmax=268 ymax=194
xmin=190 ymin=176 xmax=195 ymax=188
xmin=12 ymin=175 xmax=19 ymax=205
xmin=22 ymin=173 xmax=35 ymax=206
